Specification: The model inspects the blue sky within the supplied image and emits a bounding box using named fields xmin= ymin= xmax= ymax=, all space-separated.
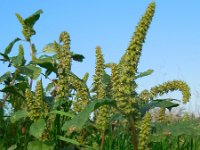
xmin=1 ymin=1 xmax=200 ymax=114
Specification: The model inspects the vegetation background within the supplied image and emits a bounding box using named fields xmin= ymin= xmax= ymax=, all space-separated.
xmin=0 ymin=0 xmax=200 ymax=114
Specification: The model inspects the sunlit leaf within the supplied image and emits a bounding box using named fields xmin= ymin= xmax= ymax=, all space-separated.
xmin=57 ymin=136 xmax=80 ymax=146
xmin=27 ymin=141 xmax=54 ymax=150
xmin=136 ymin=69 xmax=154 ymax=79
xmin=4 ymin=38 xmax=21 ymax=55
xmin=29 ymin=119 xmax=46 ymax=139
xmin=24 ymin=9 xmax=43 ymax=27
xmin=0 ymin=71 xmax=11 ymax=83
xmin=50 ymin=110 xmax=75 ymax=118
xmin=10 ymin=110 xmax=28 ymax=123
xmin=62 ymin=99 xmax=116 ymax=131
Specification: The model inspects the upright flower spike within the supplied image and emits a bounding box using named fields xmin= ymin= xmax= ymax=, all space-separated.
xmin=138 ymin=112 xmax=151 ymax=150
xmin=93 ymin=46 xmax=105 ymax=95
xmin=138 ymin=90 xmax=152 ymax=103
xmin=110 ymin=64 xmax=123 ymax=109
xmin=117 ymin=2 xmax=155 ymax=115
xmin=150 ymin=80 xmax=191 ymax=104
xmin=157 ymin=108 xmax=165 ymax=122
xmin=71 ymin=73 xmax=90 ymax=112
xmin=82 ymin=72 xmax=89 ymax=83
xmin=59 ymin=31 xmax=71 ymax=70
xmin=24 ymin=88 xmax=33 ymax=111
xmin=27 ymin=80 xmax=48 ymax=121
xmin=55 ymin=32 xmax=71 ymax=101
xmin=93 ymin=46 xmax=110 ymax=130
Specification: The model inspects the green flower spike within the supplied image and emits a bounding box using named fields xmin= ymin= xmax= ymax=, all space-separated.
xmin=150 ymin=80 xmax=191 ymax=104
xmin=117 ymin=2 xmax=155 ymax=115
xmin=138 ymin=112 xmax=151 ymax=150
xmin=93 ymin=46 xmax=110 ymax=130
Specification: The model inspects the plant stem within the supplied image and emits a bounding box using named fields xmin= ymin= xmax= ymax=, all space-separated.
xmin=129 ymin=115 xmax=138 ymax=150
xmin=0 ymin=94 xmax=9 ymax=108
xmin=29 ymin=41 xmax=34 ymax=89
xmin=0 ymin=79 xmax=15 ymax=108
xmin=100 ymin=130 xmax=105 ymax=150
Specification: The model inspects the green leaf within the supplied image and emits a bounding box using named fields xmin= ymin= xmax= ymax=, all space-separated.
xmin=153 ymin=99 xmax=179 ymax=110
xmin=0 ymin=71 xmax=11 ymax=83
xmin=24 ymin=9 xmax=43 ymax=27
xmin=29 ymin=118 xmax=46 ymax=139
xmin=4 ymin=38 xmax=21 ymax=55
xmin=71 ymin=53 xmax=85 ymax=62
xmin=31 ymin=57 xmax=56 ymax=73
xmin=46 ymin=82 xmax=54 ymax=92
xmin=0 ymin=52 xmax=10 ymax=62
xmin=50 ymin=110 xmax=75 ymax=118
xmin=27 ymin=141 xmax=54 ymax=150
xmin=1 ymin=86 xmax=22 ymax=96
xmin=17 ymin=65 xmax=41 ymax=79
xmin=136 ymin=69 xmax=154 ymax=79
xmin=57 ymin=136 xmax=80 ymax=146
xmin=42 ymin=43 xmax=85 ymax=62
xmin=10 ymin=46 xmax=26 ymax=67
xmin=17 ymin=66 xmax=34 ymax=76
xmin=10 ymin=110 xmax=28 ymax=123
xmin=62 ymin=99 xmax=116 ymax=131
xmin=15 ymin=82 xmax=29 ymax=91
xmin=26 ymin=65 xmax=42 ymax=79
xmin=42 ymin=43 xmax=59 ymax=53
xmin=102 ymin=72 xmax=111 ymax=86
xmin=140 ymin=98 xmax=179 ymax=116
xmin=7 ymin=144 xmax=17 ymax=150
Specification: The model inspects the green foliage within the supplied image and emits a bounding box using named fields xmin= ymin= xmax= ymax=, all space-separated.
xmin=0 ymin=2 xmax=193 ymax=150
xmin=10 ymin=110 xmax=28 ymax=123
xmin=4 ymin=38 xmax=21 ymax=55
xmin=29 ymin=119 xmax=46 ymax=139
xmin=0 ymin=71 xmax=11 ymax=83
xmin=17 ymin=65 xmax=41 ymax=79
xmin=27 ymin=141 xmax=54 ymax=150
xmin=16 ymin=10 xmax=43 ymax=41
xmin=62 ymin=99 xmax=116 ymax=132
xmin=136 ymin=69 xmax=154 ymax=79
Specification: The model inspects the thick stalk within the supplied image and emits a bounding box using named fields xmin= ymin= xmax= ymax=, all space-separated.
xmin=29 ymin=41 xmax=34 ymax=89
xmin=100 ymin=130 xmax=105 ymax=150
xmin=129 ymin=115 xmax=138 ymax=150
xmin=0 ymin=94 xmax=9 ymax=108
xmin=0 ymin=78 xmax=16 ymax=108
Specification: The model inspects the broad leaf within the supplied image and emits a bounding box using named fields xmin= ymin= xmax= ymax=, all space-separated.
xmin=17 ymin=65 xmax=41 ymax=79
xmin=24 ymin=9 xmax=43 ymax=27
xmin=31 ymin=57 xmax=56 ymax=72
xmin=50 ymin=110 xmax=75 ymax=118
xmin=57 ymin=136 xmax=80 ymax=146
xmin=7 ymin=144 xmax=17 ymax=150
xmin=42 ymin=43 xmax=85 ymax=62
xmin=42 ymin=43 xmax=58 ymax=53
xmin=10 ymin=110 xmax=28 ymax=123
xmin=140 ymin=98 xmax=179 ymax=116
xmin=62 ymin=99 xmax=116 ymax=131
xmin=136 ymin=69 xmax=154 ymax=79
xmin=27 ymin=141 xmax=54 ymax=150
xmin=46 ymin=82 xmax=54 ymax=92
xmin=71 ymin=53 xmax=85 ymax=62
xmin=29 ymin=119 xmax=46 ymax=139
xmin=15 ymin=82 xmax=29 ymax=91
xmin=1 ymin=86 xmax=24 ymax=97
xmin=0 ymin=52 xmax=10 ymax=62
xmin=4 ymin=38 xmax=21 ymax=55
xmin=10 ymin=46 xmax=26 ymax=67
xmin=0 ymin=71 xmax=11 ymax=83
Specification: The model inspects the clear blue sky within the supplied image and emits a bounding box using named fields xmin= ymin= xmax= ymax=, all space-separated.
xmin=1 ymin=1 xmax=200 ymax=114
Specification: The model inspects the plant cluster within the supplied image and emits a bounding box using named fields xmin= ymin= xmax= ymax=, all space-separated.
xmin=0 ymin=2 xmax=193 ymax=150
